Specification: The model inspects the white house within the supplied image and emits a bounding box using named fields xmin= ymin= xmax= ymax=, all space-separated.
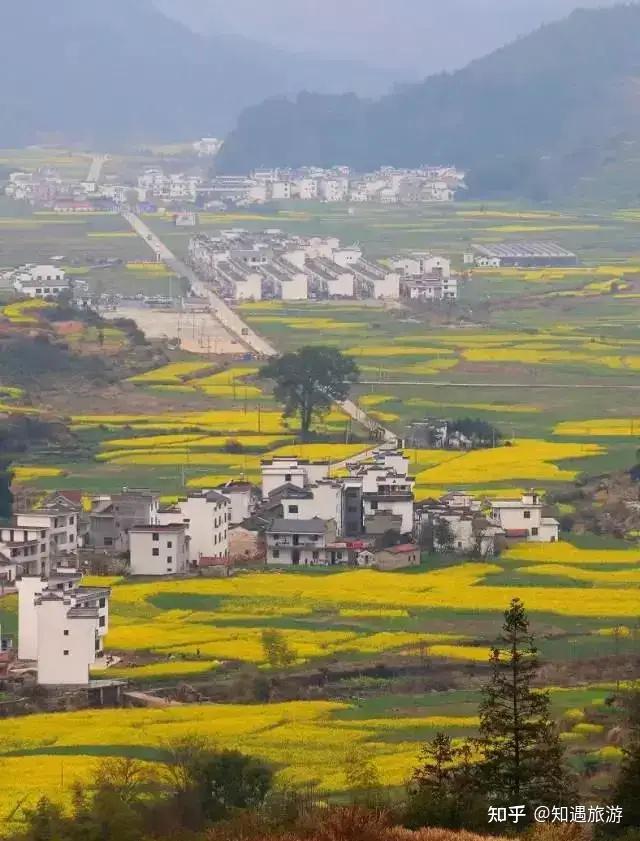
xmin=16 ymin=509 xmax=78 ymax=561
xmin=319 ymin=178 xmax=348 ymax=202
xmin=0 ymin=525 xmax=50 ymax=580
xmin=491 ymin=491 xmax=559 ymax=543
xmin=14 ymin=265 xmax=70 ymax=299
xmin=266 ymin=518 xmax=337 ymax=565
xmin=261 ymin=458 xmax=330 ymax=499
xmin=158 ymin=491 xmax=230 ymax=565
xmin=17 ymin=572 xmax=110 ymax=685
xmin=279 ymin=481 xmax=344 ymax=530
xmin=352 ymin=260 xmax=400 ymax=299
xmin=393 ymin=254 xmax=451 ymax=279
xmin=129 ymin=524 xmax=189 ymax=576
xmin=216 ymin=481 xmax=257 ymax=525
xmin=332 ymin=247 xmax=362 ymax=267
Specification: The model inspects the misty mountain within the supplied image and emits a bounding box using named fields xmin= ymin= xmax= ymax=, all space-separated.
xmin=160 ymin=0 xmax=620 ymax=76
xmin=216 ymin=4 xmax=640 ymax=201
xmin=0 ymin=0 xmax=398 ymax=148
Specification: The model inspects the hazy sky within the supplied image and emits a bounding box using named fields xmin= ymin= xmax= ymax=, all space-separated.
xmin=162 ymin=0 xmax=621 ymax=75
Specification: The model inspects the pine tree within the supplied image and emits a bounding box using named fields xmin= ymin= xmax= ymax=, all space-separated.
xmin=406 ymin=735 xmax=487 ymax=831
xmin=477 ymin=598 xmax=572 ymax=811
xmin=611 ymin=739 xmax=640 ymax=830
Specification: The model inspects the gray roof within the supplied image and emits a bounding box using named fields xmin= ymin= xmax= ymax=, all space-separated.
xmin=268 ymin=517 xmax=329 ymax=534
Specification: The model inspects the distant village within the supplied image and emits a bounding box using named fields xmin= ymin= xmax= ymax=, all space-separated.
xmin=4 ymin=138 xmax=466 ymax=213
xmin=2 ymin=447 xmax=559 ymax=688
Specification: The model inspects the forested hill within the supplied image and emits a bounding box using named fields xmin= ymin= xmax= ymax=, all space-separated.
xmin=0 ymin=0 xmax=396 ymax=148
xmin=217 ymin=4 xmax=640 ymax=201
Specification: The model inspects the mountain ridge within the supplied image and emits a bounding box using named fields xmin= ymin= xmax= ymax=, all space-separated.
xmin=216 ymin=3 xmax=640 ymax=201
xmin=0 ymin=0 xmax=399 ymax=148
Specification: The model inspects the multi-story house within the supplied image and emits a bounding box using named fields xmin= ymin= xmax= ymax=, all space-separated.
xmin=491 ymin=491 xmax=559 ymax=543
xmin=129 ymin=524 xmax=189 ymax=576
xmin=16 ymin=572 xmax=110 ymax=685
xmin=266 ymin=518 xmax=337 ymax=566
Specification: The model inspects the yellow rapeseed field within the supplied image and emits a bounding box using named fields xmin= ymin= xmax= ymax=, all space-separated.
xmin=554 ymin=418 xmax=640 ymax=437
xmin=2 ymin=298 xmax=55 ymax=324
xmin=414 ymin=439 xmax=604 ymax=485
xmin=502 ymin=542 xmax=640 ymax=565
xmin=12 ymin=466 xmax=65 ymax=484
xmin=406 ymin=398 xmax=539 ymax=414
xmin=266 ymin=443 xmax=371 ymax=461
xmin=0 ymin=700 xmax=440 ymax=811
xmin=127 ymin=361 xmax=214 ymax=384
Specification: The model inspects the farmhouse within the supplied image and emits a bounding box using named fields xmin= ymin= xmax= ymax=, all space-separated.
xmin=16 ymin=571 xmax=110 ymax=685
xmin=266 ymin=518 xmax=337 ymax=565
xmin=88 ymin=489 xmax=160 ymax=552
xmin=490 ymin=491 xmax=559 ymax=543
xmin=13 ymin=265 xmax=70 ymax=299
xmin=158 ymin=491 xmax=230 ymax=566
xmin=373 ymin=543 xmax=420 ymax=571
xmin=129 ymin=524 xmax=189 ymax=576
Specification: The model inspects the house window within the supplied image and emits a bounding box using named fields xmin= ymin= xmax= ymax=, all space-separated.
xmin=288 ymin=505 xmax=299 ymax=514
xmin=272 ymin=549 xmax=280 ymax=559
xmin=69 ymin=516 xmax=74 ymax=525
xmin=99 ymin=617 xmax=106 ymax=627
xmin=152 ymin=533 xmax=159 ymax=541
xmin=63 ymin=630 xmax=69 ymax=636
xmin=285 ymin=474 xmax=292 ymax=482
xmin=312 ymin=551 xmax=319 ymax=560
xmin=99 ymin=598 xmax=106 ymax=608
xmin=336 ymin=551 xmax=343 ymax=560
xmin=63 ymin=650 xmax=69 ymax=656
xmin=370 ymin=501 xmax=378 ymax=511
xmin=167 ymin=556 xmax=172 ymax=563
xmin=523 ymin=511 xmax=531 ymax=519
xmin=167 ymin=541 xmax=173 ymax=548
xmin=104 ymin=537 xmax=113 ymax=547
xmin=531 ymin=528 xmax=539 ymax=536
xmin=152 ymin=548 xmax=159 ymax=556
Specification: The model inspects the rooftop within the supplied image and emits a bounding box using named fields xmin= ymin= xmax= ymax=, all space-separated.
xmin=474 ymin=241 xmax=577 ymax=259
xmin=268 ymin=517 xmax=330 ymax=534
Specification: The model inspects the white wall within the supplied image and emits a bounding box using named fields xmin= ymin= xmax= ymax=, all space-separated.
xmin=36 ymin=599 xmax=97 ymax=686
xmin=179 ymin=496 xmax=229 ymax=563
xmin=279 ymin=274 xmax=308 ymax=300
xmin=16 ymin=577 xmax=43 ymax=660
xmin=129 ymin=529 xmax=188 ymax=576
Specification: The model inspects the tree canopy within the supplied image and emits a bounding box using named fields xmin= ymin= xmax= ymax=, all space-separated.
xmin=260 ymin=346 xmax=359 ymax=435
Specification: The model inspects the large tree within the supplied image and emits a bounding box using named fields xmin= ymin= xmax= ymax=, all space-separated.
xmin=260 ymin=346 xmax=359 ymax=436
xmin=477 ymin=598 xmax=572 ymax=812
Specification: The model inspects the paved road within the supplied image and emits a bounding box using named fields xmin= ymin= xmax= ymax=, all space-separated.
xmin=122 ymin=211 xmax=397 ymax=442
xmin=86 ymin=154 xmax=108 ymax=184
xmin=123 ymin=211 xmax=277 ymax=357
xmin=360 ymin=380 xmax=640 ymax=390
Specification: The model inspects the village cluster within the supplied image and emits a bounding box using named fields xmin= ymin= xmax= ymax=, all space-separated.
xmin=4 ymin=147 xmax=464 ymax=214
xmin=189 ymin=230 xmax=459 ymax=302
xmin=1 ymin=447 xmax=559 ymax=687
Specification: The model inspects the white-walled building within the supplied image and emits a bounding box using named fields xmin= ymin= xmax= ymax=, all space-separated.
xmin=17 ymin=572 xmax=110 ymax=685
xmin=266 ymin=518 xmax=337 ymax=565
xmin=491 ymin=491 xmax=559 ymax=543
xmin=216 ymin=260 xmax=263 ymax=301
xmin=392 ymin=254 xmax=451 ymax=279
xmin=352 ymin=260 xmax=400 ymax=299
xmin=13 ymin=265 xmax=70 ymax=299
xmin=0 ymin=525 xmax=49 ymax=581
xmin=16 ymin=509 xmax=78 ymax=561
xmin=216 ymin=481 xmax=258 ymax=525
xmin=129 ymin=524 xmax=189 ymax=576
xmin=306 ymin=259 xmax=355 ymax=298
xmin=158 ymin=491 xmax=230 ymax=565
xmin=261 ymin=458 xmax=330 ymax=499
